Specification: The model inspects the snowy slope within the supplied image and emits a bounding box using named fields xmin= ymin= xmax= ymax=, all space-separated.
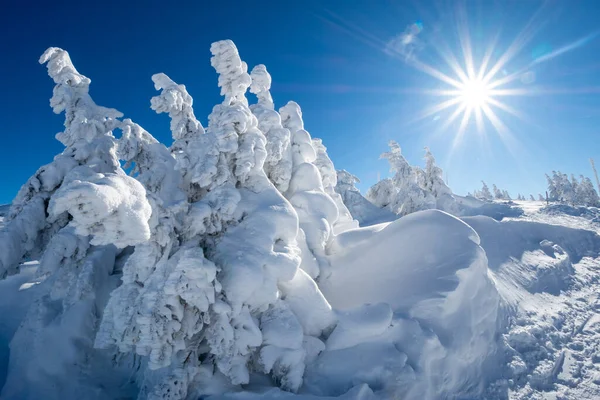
xmin=461 ymin=205 xmax=600 ymax=399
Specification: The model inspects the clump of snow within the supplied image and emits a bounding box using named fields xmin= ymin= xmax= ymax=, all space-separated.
xmin=151 ymin=73 xmax=204 ymax=143
xmin=463 ymin=215 xmax=600 ymax=299
xmin=279 ymin=268 xmax=336 ymax=337
xmin=49 ymin=171 xmax=152 ymax=247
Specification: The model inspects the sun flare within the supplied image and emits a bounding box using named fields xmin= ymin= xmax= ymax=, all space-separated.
xmin=458 ymin=78 xmax=491 ymax=110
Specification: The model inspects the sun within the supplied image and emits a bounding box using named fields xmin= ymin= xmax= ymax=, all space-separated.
xmin=459 ymin=78 xmax=491 ymax=110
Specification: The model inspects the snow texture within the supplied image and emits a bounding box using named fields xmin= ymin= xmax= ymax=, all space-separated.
xmin=8 ymin=41 xmax=600 ymax=400
xmin=49 ymin=171 xmax=152 ymax=247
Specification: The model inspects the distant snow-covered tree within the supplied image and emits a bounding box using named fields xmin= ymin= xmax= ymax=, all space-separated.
xmin=492 ymin=184 xmax=502 ymax=200
xmin=478 ymin=181 xmax=493 ymax=201
xmin=419 ymin=147 xmax=458 ymax=213
xmin=369 ymin=141 xmax=435 ymax=216
xmin=544 ymin=171 xmax=599 ymax=206
xmin=576 ymin=176 xmax=600 ymax=207
xmin=530 ymin=194 xmax=535 ymax=201
xmin=366 ymin=178 xmax=396 ymax=209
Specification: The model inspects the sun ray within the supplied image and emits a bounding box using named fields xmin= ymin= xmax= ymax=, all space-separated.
xmin=455 ymin=2 xmax=476 ymax=79
xmin=486 ymin=97 xmax=526 ymax=121
xmin=431 ymin=40 xmax=471 ymax=83
xmin=381 ymin=0 xmax=600 ymax=161
xmin=481 ymin=103 xmax=521 ymax=157
xmin=428 ymin=102 xmax=468 ymax=145
xmin=482 ymin=2 xmax=549 ymax=84
xmin=410 ymin=59 xmax=465 ymax=89
xmin=474 ymin=106 xmax=484 ymax=135
xmin=408 ymin=96 xmax=464 ymax=125
xmin=478 ymin=31 xmax=502 ymax=81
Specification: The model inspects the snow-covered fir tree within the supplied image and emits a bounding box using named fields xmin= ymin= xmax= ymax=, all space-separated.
xmin=419 ymin=147 xmax=458 ymax=213
xmin=99 ymin=41 xmax=334 ymax=397
xmin=279 ymin=101 xmax=340 ymax=279
xmin=1 ymin=48 xmax=153 ymax=399
xmin=478 ymin=181 xmax=493 ymax=201
xmin=249 ymin=64 xmax=293 ymax=193
xmin=311 ymin=138 xmax=358 ymax=234
xmin=545 ymin=171 xmax=599 ymax=206
xmin=367 ymin=140 xmax=434 ymax=216
xmin=493 ymin=184 xmax=502 ymax=200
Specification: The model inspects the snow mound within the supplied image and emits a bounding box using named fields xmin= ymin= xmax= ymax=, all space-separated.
xmin=318 ymin=210 xmax=504 ymax=398
xmin=456 ymin=195 xmax=524 ymax=221
xmin=323 ymin=210 xmax=482 ymax=311
xmin=463 ymin=216 xmax=600 ymax=269
xmin=326 ymin=303 xmax=392 ymax=351
xmin=463 ymin=216 xmax=600 ymax=299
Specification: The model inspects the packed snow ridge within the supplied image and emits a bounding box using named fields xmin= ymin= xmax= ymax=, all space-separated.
xmin=2 ymin=41 xmax=600 ymax=400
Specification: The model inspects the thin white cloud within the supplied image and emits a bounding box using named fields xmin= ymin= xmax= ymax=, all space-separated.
xmin=385 ymin=23 xmax=424 ymax=62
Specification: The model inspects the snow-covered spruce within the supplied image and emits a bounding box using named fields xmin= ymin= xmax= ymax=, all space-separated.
xmin=367 ymin=140 xmax=434 ymax=217
xmin=204 ymin=40 xmax=335 ymax=392
xmin=545 ymin=170 xmax=600 ymax=207
xmin=312 ymin=139 xmax=358 ymax=234
xmin=0 ymin=48 xmax=120 ymax=278
xmin=100 ymin=41 xmax=336 ymax=397
xmin=1 ymin=48 xmax=152 ymax=399
xmin=418 ymin=147 xmax=459 ymax=214
xmin=279 ymin=101 xmax=340 ymax=279
xmin=93 ymin=118 xmax=204 ymax=378
xmin=335 ymin=170 xmax=396 ymax=226
xmin=249 ymin=64 xmax=293 ymax=193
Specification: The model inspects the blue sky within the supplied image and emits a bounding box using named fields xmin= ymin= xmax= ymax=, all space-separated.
xmin=1 ymin=0 xmax=599 ymax=204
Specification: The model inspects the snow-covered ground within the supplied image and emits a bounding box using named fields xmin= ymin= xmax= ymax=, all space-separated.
xmin=4 ymin=199 xmax=600 ymax=399
xmin=3 ymin=41 xmax=600 ymax=400
xmin=466 ymin=201 xmax=600 ymax=399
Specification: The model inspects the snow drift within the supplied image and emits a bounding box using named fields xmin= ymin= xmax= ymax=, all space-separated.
xmin=318 ymin=210 xmax=505 ymax=399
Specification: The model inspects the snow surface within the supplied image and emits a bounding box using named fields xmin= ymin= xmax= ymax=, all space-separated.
xmin=5 ymin=40 xmax=600 ymax=400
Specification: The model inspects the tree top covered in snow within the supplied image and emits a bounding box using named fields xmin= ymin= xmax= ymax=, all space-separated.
xmin=210 ymin=40 xmax=252 ymax=105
